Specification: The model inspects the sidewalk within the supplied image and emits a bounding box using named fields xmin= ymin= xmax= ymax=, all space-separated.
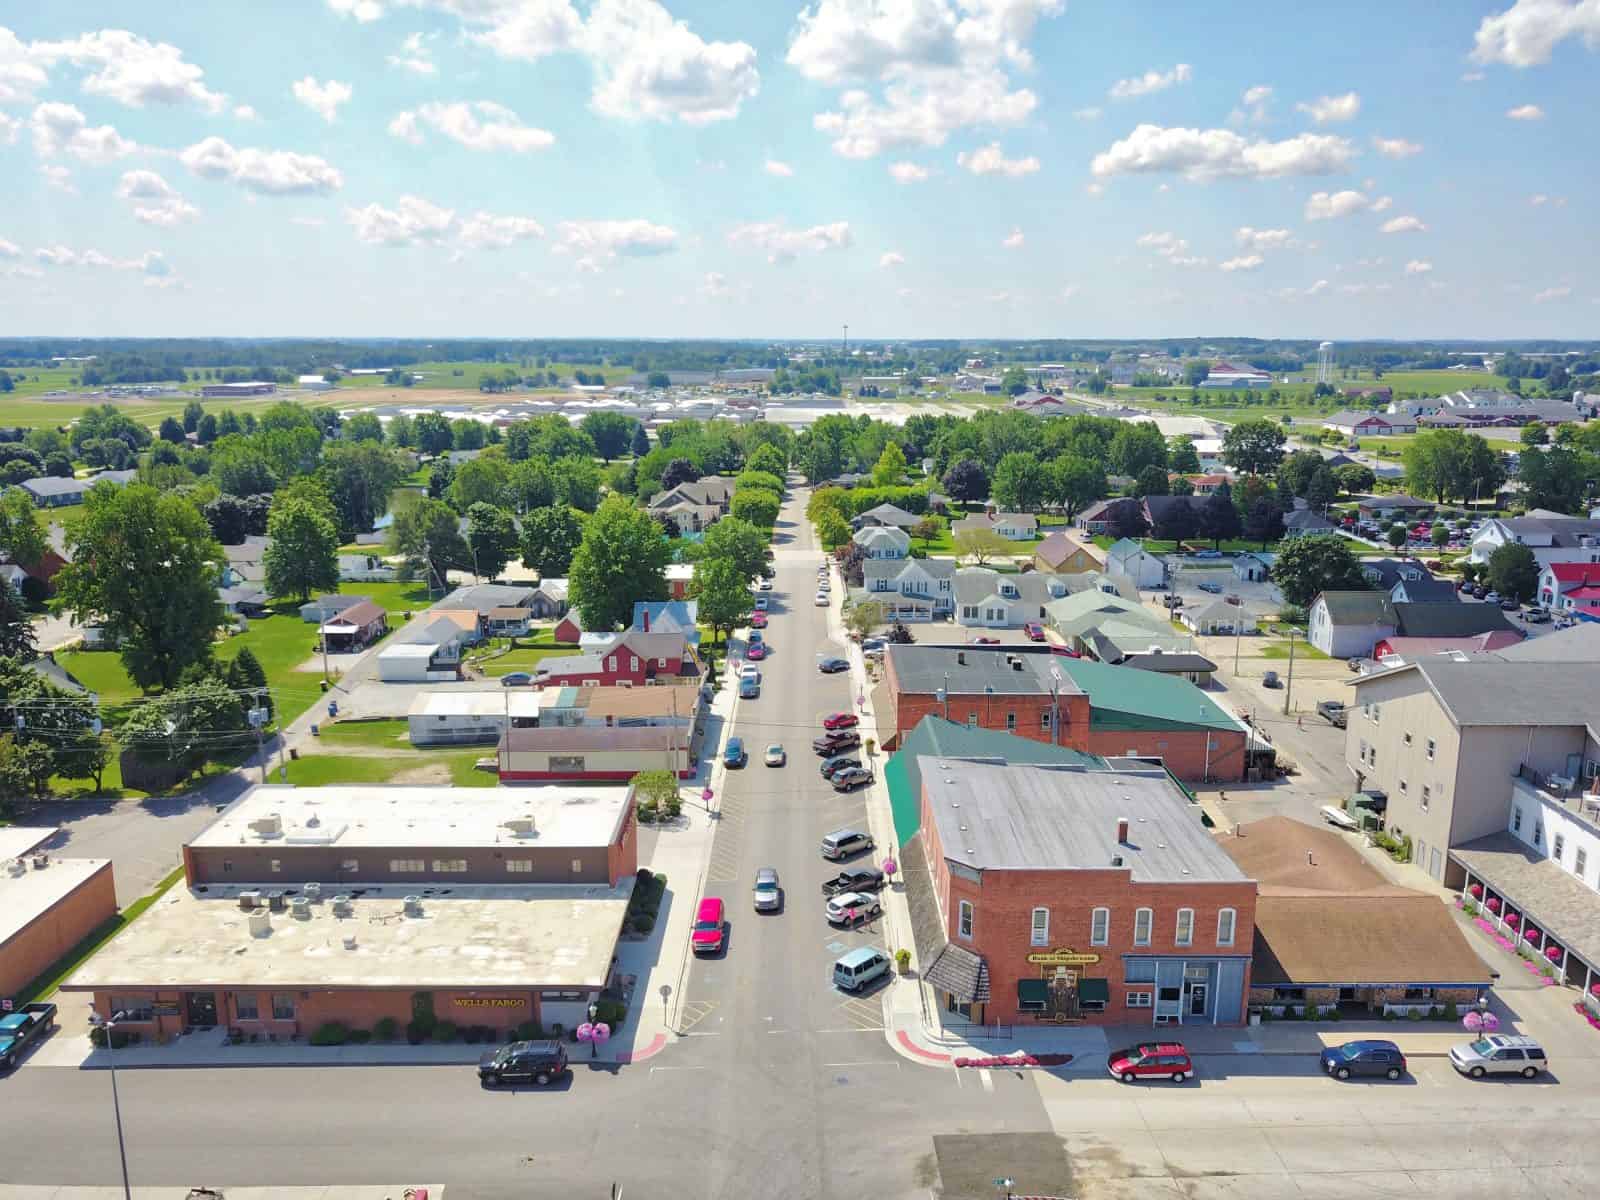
xmin=5 ymin=1189 xmax=444 ymax=1200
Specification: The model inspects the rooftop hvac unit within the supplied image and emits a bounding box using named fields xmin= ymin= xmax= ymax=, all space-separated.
xmin=238 ymin=891 xmax=262 ymax=910
xmin=248 ymin=909 xmax=272 ymax=938
xmin=505 ymin=817 xmax=537 ymax=836
xmin=266 ymin=890 xmax=287 ymax=912
xmin=331 ymin=894 xmax=353 ymax=916
xmin=31 ymin=853 xmax=49 ymax=869
xmin=403 ymin=895 xmax=424 ymax=917
xmin=290 ymin=896 xmax=312 ymax=919
xmin=302 ymin=882 xmax=323 ymax=899
xmin=6 ymin=858 xmax=25 ymax=878
xmin=342 ymin=935 xmax=358 ymax=950
xmin=248 ymin=814 xmax=283 ymax=838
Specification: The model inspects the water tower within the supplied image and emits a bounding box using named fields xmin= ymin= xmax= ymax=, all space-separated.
xmin=1315 ymin=341 xmax=1335 ymax=385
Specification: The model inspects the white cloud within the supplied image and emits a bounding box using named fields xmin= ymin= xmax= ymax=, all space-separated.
xmin=327 ymin=0 xmax=384 ymax=21
xmin=29 ymin=102 xmax=137 ymax=163
xmin=32 ymin=29 xmax=226 ymax=112
xmin=34 ymin=245 xmax=171 ymax=277
xmin=0 ymin=239 xmax=17 ymax=261
xmin=180 ymin=137 xmax=344 ymax=195
xmin=557 ymin=218 xmax=680 ymax=270
xmin=956 ymin=141 xmax=1039 ymax=176
xmin=1506 ymin=103 xmax=1546 ymax=119
xmin=1219 ymin=254 xmax=1263 ymax=272
xmin=1241 ymin=84 xmax=1273 ymax=106
xmin=233 ymin=104 xmax=258 ymax=120
xmin=1534 ymin=284 xmax=1572 ymax=302
xmin=583 ymin=0 xmax=759 ymax=124
xmin=1380 ymin=215 xmax=1428 ymax=233
xmin=1137 ymin=230 xmax=1207 ymax=267
xmin=0 ymin=28 xmax=48 ymax=105
xmin=388 ymin=32 xmax=437 ymax=75
xmin=700 ymin=271 xmax=735 ymax=299
xmin=1002 ymin=227 xmax=1025 ymax=249
xmin=115 ymin=170 xmax=199 ymax=226
xmin=1472 ymin=0 xmax=1600 ymax=67
xmin=0 ymin=111 xmax=17 ymax=144
xmin=1404 ymin=260 xmax=1433 ymax=274
xmin=1296 ymin=91 xmax=1361 ymax=123
xmin=38 ymin=164 xmax=75 ymax=193
xmin=457 ymin=212 xmax=545 ymax=249
xmin=1073 ymin=106 xmax=1102 ymax=120
xmin=1109 ymin=63 xmax=1191 ymax=99
xmin=1373 ymin=135 xmax=1423 ymax=158
xmin=292 ymin=76 xmax=353 ymax=122
xmin=1303 ymin=189 xmax=1370 ymax=220
xmin=1529 ymin=192 xmax=1568 ymax=206
xmin=888 ymin=160 xmax=930 ymax=183
xmin=764 ymin=159 xmax=795 ymax=177
xmin=290 ymin=216 xmax=327 ymax=227
xmin=346 ymin=194 xmax=456 ymax=245
xmin=1370 ymin=195 xmax=1394 ymax=212
xmin=1305 ymin=278 xmax=1329 ymax=295
xmin=388 ymin=101 xmax=554 ymax=152
xmin=1235 ymin=226 xmax=1295 ymax=250
xmin=727 ymin=219 xmax=851 ymax=263
xmin=879 ymin=250 xmax=905 ymax=268
xmin=1060 ymin=284 xmax=1078 ymax=299
xmin=789 ymin=0 xmax=1064 ymax=158
xmin=1091 ymin=124 xmax=1355 ymax=182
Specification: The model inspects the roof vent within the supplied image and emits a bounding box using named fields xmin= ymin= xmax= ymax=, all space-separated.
xmin=1111 ymin=854 xmax=1124 ymax=867
xmin=238 ymin=890 xmax=262 ymax=910
xmin=248 ymin=813 xmax=283 ymax=838
xmin=332 ymin=894 xmax=353 ymax=915
xmin=248 ymin=909 xmax=271 ymax=938
xmin=505 ymin=817 xmax=537 ymax=836
xmin=303 ymin=881 xmax=323 ymax=899
xmin=404 ymin=895 xmax=424 ymax=917
xmin=343 ymin=934 xmax=358 ymax=950
xmin=266 ymin=890 xmax=286 ymax=912
xmin=1116 ymin=817 xmax=1129 ymax=844
xmin=290 ymin=896 xmax=311 ymax=919
xmin=957 ymin=651 xmax=966 ymax=666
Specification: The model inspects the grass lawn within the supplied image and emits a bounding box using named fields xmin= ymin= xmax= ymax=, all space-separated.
xmin=284 ymin=748 xmax=498 ymax=787
xmin=473 ymin=629 xmax=580 ymax=677
xmin=342 ymin=579 xmax=434 ymax=615
xmin=47 ymin=754 xmax=147 ymax=801
xmin=1258 ymin=638 xmax=1331 ymax=661
xmin=315 ymin=718 xmax=411 ymax=748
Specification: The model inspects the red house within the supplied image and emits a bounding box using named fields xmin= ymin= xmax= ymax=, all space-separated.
xmin=536 ymin=630 xmax=701 ymax=688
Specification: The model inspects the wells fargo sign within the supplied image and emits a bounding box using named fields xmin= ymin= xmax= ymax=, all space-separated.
xmin=1026 ymin=948 xmax=1101 ymax=966
xmin=454 ymin=997 xmax=526 ymax=1009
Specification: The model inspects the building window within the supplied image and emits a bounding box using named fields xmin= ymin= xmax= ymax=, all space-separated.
xmin=431 ymin=859 xmax=468 ymax=873
xmin=1575 ymin=846 xmax=1588 ymax=878
xmin=549 ymin=754 xmax=586 ymax=772
xmin=390 ymin=859 xmax=425 ymax=873
xmin=1553 ymin=833 xmax=1564 ymax=863
xmin=506 ymin=860 xmax=533 ymax=873
xmin=1533 ymin=822 xmax=1543 ymax=847
xmin=1126 ymin=991 xmax=1153 ymax=1008
xmin=1371 ymin=703 xmax=1380 ymax=724
xmin=1512 ymin=806 xmax=1523 ymax=833
xmin=110 ymin=996 xmax=154 ymax=1022
xmin=1080 ymin=995 xmax=1106 ymax=1014
xmin=1217 ymin=908 xmax=1236 ymax=947
xmin=340 ymin=859 xmax=359 ymax=873
xmin=1358 ymin=738 xmax=1368 ymax=764
xmin=1272 ymin=986 xmax=1306 ymax=1002
xmin=1090 ymin=907 xmax=1110 ymax=946
xmin=958 ymin=900 xmax=974 ymax=940
xmin=1040 ymin=710 xmax=1052 ymax=730
xmin=1133 ymin=907 xmax=1152 ymax=946
xmin=270 ymin=859 xmax=281 ymax=873
xmin=1402 ymin=986 xmax=1434 ymax=1001
xmin=1006 ymin=712 xmax=1016 ymax=732
xmin=1175 ymin=908 xmax=1194 ymax=946
xmin=1421 ymin=786 xmax=1430 ymax=811
xmin=966 ymin=714 xmax=978 ymax=728
xmin=234 ymin=993 xmax=259 ymax=1021
xmin=1125 ymin=960 xmax=1157 ymax=984
xmin=1030 ymin=907 xmax=1049 ymax=946
xmin=271 ymin=993 xmax=295 ymax=1020
xmin=1426 ymin=738 xmax=1435 ymax=761
xmin=607 ymin=656 xmax=616 ymax=670
xmin=629 ymin=656 xmax=639 ymax=671
xmin=570 ymin=858 xmax=584 ymax=873
xmin=223 ymin=860 xmax=233 ymax=874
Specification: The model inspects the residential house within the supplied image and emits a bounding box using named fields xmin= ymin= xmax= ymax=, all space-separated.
xmin=954 ymin=568 xmax=1072 ymax=628
xmin=978 ymin=511 xmax=1040 ymax=541
xmin=860 ymin=556 xmax=957 ymax=619
xmin=1075 ymin=498 xmax=1141 ymax=537
xmin=645 ymin=476 xmax=737 ymax=534
xmin=1032 ymin=530 xmax=1106 ymax=574
xmin=1180 ymin=600 xmax=1256 ymax=636
xmin=850 ymin=502 xmax=921 ymax=531
xmin=665 ymin=562 xmax=694 ymax=599
xmin=217 ymin=585 xmax=270 ymax=617
xmin=1104 ymin=538 xmax=1167 ymax=589
xmin=1009 ymin=390 xmax=1072 ymax=413
xmin=1044 ymin=589 xmax=1191 ymax=661
xmin=1310 ymin=591 xmax=1519 ymax=659
xmin=300 ymin=594 xmax=365 ymax=624
xmin=337 ymin=553 xmax=397 ymax=583
xmin=1232 ymin=551 xmax=1274 ymax=582
xmin=437 ymin=584 xmax=536 ymax=618
xmin=220 ymin=536 xmax=269 ymax=587
xmin=0 ymin=546 xmax=65 ymax=597
xmin=852 ymin=525 xmax=911 ymax=560
xmin=485 ymin=606 xmax=532 ymax=637
xmin=376 ymin=611 xmax=480 ymax=682
xmin=1121 ymin=649 xmax=1217 ymax=688
xmin=17 ymin=469 xmax=137 ymax=508
xmin=1360 ymin=557 xmax=1431 ymax=591
xmin=1357 ymin=495 xmax=1436 ymax=523
xmin=1281 ymin=509 xmax=1337 ymax=537
xmin=319 ymin=599 xmax=388 ymax=651
xmin=552 ymin=607 xmax=593 ymax=645
xmin=528 ymin=578 xmax=569 ymax=619
xmin=1470 ymin=513 xmax=1600 ymax=570
xmin=1190 ymin=474 xmax=1231 ymax=496
xmin=534 ymin=629 xmax=701 ymax=688
xmin=1538 ymin=563 xmax=1600 ymax=613
xmin=1371 ymin=632 xmax=1525 ymax=660
xmin=631 ymin=600 xmax=701 ymax=645
xmin=1389 ymin=576 xmax=1459 ymax=604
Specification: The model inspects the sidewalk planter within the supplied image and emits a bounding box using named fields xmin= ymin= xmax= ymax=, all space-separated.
xmin=895 ymin=948 xmax=911 ymax=976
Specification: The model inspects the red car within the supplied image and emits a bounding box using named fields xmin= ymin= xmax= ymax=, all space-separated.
xmin=822 ymin=711 xmax=859 ymax=731
xmin=1107 ymin=1042 xmax=1193 ymax=1084
xmin=1023 ymin=622 xmax=1044 ymax=642
xmin=747 ymin=643 xmax=767 ymax=661
xmin=691 ymin=897 xmax=725 ymax=955
xmin=972 ymin=635 xmax=1001 ymax=645
xmin=749 ymin=612 xmax=768 ymax=628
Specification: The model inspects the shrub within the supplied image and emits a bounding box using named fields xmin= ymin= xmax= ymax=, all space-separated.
xmin=594 ymin=999 xmax=626 ymax=1028
xmin=633 ymin=914 xmax=655 ymax=933
xmin=310 ymin=1022 xmax=350 ymax=1046
xmin=1326 ymin=1007 xmax=1341 ymax=1021
xmin=405 ymin=1020 xmax=428 ymax=1044
xmin=1444 ymin=1002 xmax=1459 ymax=1021
xmin=514 ymin=1020 xmax=543 ymax=1041
xmin=348 ymin=1029 xmax=372 ymax=1044
xmin=1407 ymin=1009 xmax=1424 ymax=1022
xmin=1429 ymin=1006 xmax=1443 ymax=1020
xmin=374 ymin=1017 xmax=398 ymax=1042
xmin=433 ymin=1021 xmax=458 ymax=1042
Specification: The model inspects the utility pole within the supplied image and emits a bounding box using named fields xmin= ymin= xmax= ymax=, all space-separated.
xmin=1234 ymin=617 xmax=1242 ymax=676
xmin=1282 ymin=627 xmax=1298 ymax=716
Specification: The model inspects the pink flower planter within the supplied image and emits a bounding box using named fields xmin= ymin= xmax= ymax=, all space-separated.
xmin=1486 ymin=898 xmax=1501 ymax=913
xmin=1546 ymin=945 xmax=1563 ymax=963
xmin=1505 ymin=914 xmax=1521 ymax=930
xmin=1468 ymin=884 xmax=1483 ymax=899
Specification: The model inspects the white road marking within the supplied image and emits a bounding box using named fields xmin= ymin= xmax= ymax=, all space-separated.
xmin=823 ymin=1060 xmax=900 ymax=1069
xmin=979 ymin=1069 xmax=995 ymax=1093
xmin=649 ymin=1066 xmax=708 ymax=1074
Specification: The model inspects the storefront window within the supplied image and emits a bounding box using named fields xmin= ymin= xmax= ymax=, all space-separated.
xmin=110 ymin=996 xmax=154 ymax=1022
xmin=235 ymin=993 xmax=259 ymax=1021
xmin=1125 ymin=961 xmax=1157 ymax=984
xmin=271 ymin=993 xmax=295 ymax=1020
xmin=1030 ymin=907 xmax=1049 ymax=946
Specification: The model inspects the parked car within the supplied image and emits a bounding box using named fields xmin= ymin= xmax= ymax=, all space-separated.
xmin=500 ymin=672 xmax=534 ymax=687
xmin=826 ymin=891 xmax=882 ymax=925
xmin=478 ymin=1039 xmax=569 ymax=1087
xmin=739 ymin=664 xmax=761 ymax=682
xmin=813 ymin=730 xmax=861 ymax=755
xmin=815 ymin=592 xmax=830 ymax=606
xmin=859 ymin=637 xmax=885 ymax=651
xmin=1197 ymin=581 xmax=1224 ymax=594
xmin=817 ymin=656 xmax=850 ymax=673
xmin=820 ymin=828 xmax=874 ymax=859
xmin=820 ymin=867 xmax=886 ymax=896
xmin=752 ymin=867 xmax=781 ymax=912
xmin=1193 ymin=549 xmax=1222 ymax=559
xmin=739 ymin=677 xmax=760 ymax=699
xmin=817 ymin=579 xmax=831 ymax=592
xmin=758 ymin=579 xmax=773 ymax=591
xmin=971 ymin=635 xmax=1001 ymax=645
xmin=1023 ymin=622 xmax=1045 ymax=641
xmin=1321 ymin=1039 xmax=1406 ymax=1081
xmin=1262 ymin=670 xmax=1281 ymax=688
xmin=831 ymin=765 xmax=873 ymax=791
xmin=819 ymin=753 xmax=863 ymax=779
xmin=753 ymin=597 xmax=769 ymax=611
xmin=1320 ymin=804 xmax=1359 ymax=831
xmin=0 ymin=1002 xmax=56 ymax=1070
xmin=822 ymin=711 xmax=860 ymax=731
xmin=1456 ymin=578 xmax=1473 ymax=592
xmin=1449 ymin=1034 xmax=1548 ymax=1079
xmin=764 ymin=743 xmax=786 ymax=767
xmin=1499 ymin=598 xmax=1521 ymax=611
xmin=691 ymin=896 xmax=726 ymax=954
xmin=723 ymin=737 xmax=747 ymax=767
xmin=1524 ymin=607 xmax=1551 ymax=623
xmin=1107 ymin=1043 xmax=1193 ymax=1084
xmin=749 ymin=612 xmax=768 ymax=628
xmin=833 ymin=947 xmax=891 ymax=992
xmin=1316 ymin=700 xmax=1347 ymax=728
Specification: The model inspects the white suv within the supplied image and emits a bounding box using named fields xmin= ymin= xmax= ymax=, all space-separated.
xmin=1449 ymin=1034 xmax=1547 ymax=1079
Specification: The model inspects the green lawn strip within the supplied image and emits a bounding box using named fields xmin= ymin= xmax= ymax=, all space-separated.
xmin=284 ymin=748 xmax=497 ymax=787
xmin=15 ymin=864 xmax=187 ymax=1004
xmin=477 ymin=644 xmax=580 ymax=676
xmin=1258 ymin=639 xmax=1331 ymax=661
xmin=315 ymin=718 xmax=412 ymax=748
xmin=48 ymin=753 xmax=146 ymax=801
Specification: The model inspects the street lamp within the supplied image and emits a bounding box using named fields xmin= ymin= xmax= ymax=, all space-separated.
xmin=87 ymin=1009 xmax=134 ymax=1200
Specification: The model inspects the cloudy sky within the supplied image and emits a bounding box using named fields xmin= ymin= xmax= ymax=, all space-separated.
xmin=1 ymin=0 xmax=1595 ymax=339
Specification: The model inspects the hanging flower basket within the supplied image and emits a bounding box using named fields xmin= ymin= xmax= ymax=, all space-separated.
xmin=1505 ymin=913 xmax=1521 ymax=930
xmin=1590 ymin=983 xmax=1600 ymax=999
xmin=1481 ymin=1012 xmax=1500 ymax=1032
xmin=1462 ymin=1011 xmax=1483 ymax=1031
xmin=1486 ymin=898 xmax=1501 ymax=913
xmin=1468 ymin=883 xmax=1483 ymax=899
xmin=1546 ymin=944 xmax=1564 ymax=963
xmin=1524 ymin=927 xmax=1541 ymax=944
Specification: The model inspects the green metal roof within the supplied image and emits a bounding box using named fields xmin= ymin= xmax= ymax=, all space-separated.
xmin=1057 ymin=657 xmax=1241 ymax=733
xmin=883 ymin=716 xmax=1102 ymax=846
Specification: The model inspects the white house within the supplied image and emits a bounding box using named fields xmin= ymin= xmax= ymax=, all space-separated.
xmin=951 ymin=512 xmax=1037 ymax=542
xmin=1469 ymin=514 xmax=1600 ymax=570
xmin=1180 ymin=600 xmax=1256 ymax=636
xmin=860 ymin=557 xmax=956 ymax=618
xmin=1233 ymin=551 xmax=1275 ymax=582
xmin=338 ymin=553 xmax=398 ymax=582
xmin=407 ymin=691 xmax=539 ymax=747
xmin=852 ymin=525 xmax=911 ymax=560
xmin=1309 ymin=591 xmax=1396 ymax=658
xmin=953 ymin=568 xmax=1071 ymax=628
xmin=1104 ymin=538 xmax=1167 ymax=589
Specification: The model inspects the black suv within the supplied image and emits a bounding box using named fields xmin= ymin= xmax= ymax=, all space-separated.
xmin=479 ymin=1039 xmax=569 ymax=1086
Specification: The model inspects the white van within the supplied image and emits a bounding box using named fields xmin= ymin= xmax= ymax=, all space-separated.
xmin=833 ymin=947 xmax=891 ymax=992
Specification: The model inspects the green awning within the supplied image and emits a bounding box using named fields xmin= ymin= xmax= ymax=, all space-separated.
xmin=1078 ymin=977 xmax=1110 ymax=1003
xmin=1017 ymin=978 xmax=1048 ymax=1005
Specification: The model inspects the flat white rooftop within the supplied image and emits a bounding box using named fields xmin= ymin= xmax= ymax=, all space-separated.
xmin=406 ymin=691 xmax=541 ymax=719
xmin=0 ymin=826 xmax=57 ymax=861
xmin=0 ymin=856 xmax=111 ymax=947
xmin=191 ymin=784 xmax=629 ymax=852
xmin=63 ymin=881 xmax=628 ymax=991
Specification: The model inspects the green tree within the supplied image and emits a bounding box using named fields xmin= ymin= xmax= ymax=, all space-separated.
xmin=1048 ymin=457 xmax=1106 ymax=519
xmin=412 ymin=411 xmax=454 ymax=456
xmin=118 ymin=676 xmax=246 ymax=780
xmin=1134 ymin=464 xmax=1170 ymax=497
xmin=1430 ymin=523 xmax=1450 ymax=548
xmin=182 ymin=400 xmax=204 ymax=433
xmin=1517 ymin=446 xmax=1586 ymax=512
xmin=1520 ymin=423 xmax=1549 ymax=448
xmin=451 ymin=418 xmax=487 ymax=451
xmin=1000 ymin=365 xmax=1028 ymax=396
xmin=389 ymin=496 xmax=472 ymax=593
xmin=942 ymin=458 xmax=990 ymax=505
xmin=730 ymin=488 xmax=780 ymax=527
xmin=195 ymin=412 xmax=219 ymax=444
xmin=0 ymin=488 xmax=48 ymax=570
xmin=1109 ymin=423 xmax=1168 ymax=477
xmin=211 ymin=437 xmax=279 ymax=496
xmin=992 ymin=451 xmax=1048 ymax=511
xmin=1198 ymin=484 xmax=1242 ymax=548
xmin=1184 ymin=361 xmax=1211 ymax=386
xmin=953 ymin=526 xmax=1011 ymax=564
xmin=1487 ymin=542 xmax=1539 ymax=603
xmin=1276 ymin=449 xmax=1326 ymax=499
xmin=158 ymin=416 xmax=186 ymax=444
xmin=217 ymin=409 xmax=242 ymax=438
xmin=1304 ymin=466 xmax=1337 ymax=512
xmin=1386 ymin=524 xmax=1408 ymax=549
xmin=1152 ymin=497 xmax=1198 ymax=542
xmin=911 ymin=516 xmax=941 ymax=550
xmin=54 ymin=483 xmax=225 ymax=691
xmin=466 ymin=503 xmax=519 ymax=580
xmin=507 ymin=458 xmax=557 ymax=513
xmin=1222 ymin=420 xmax=1286 ymax=475
xmin=1167 ymin=438 xmax=1202 ymax=474
xmin=646 ymin=370 xmax=671 ymax=389
xmin=343 ymin=412 xmax=385 ymax=443
xmin=1270 ymin=533 xmax=1369 ymax=607
xmin=0 ymin=733 xmax=55 ymax=808
xmin=1243 ymin=498 xmax=1284 ymax=548
xmin=320 ymin=442 xmax=406 ymax=539
xmin=688 ymin=554 xmax=750 ymax=646
xmin=581 ymin=412 xmax=638 ymax=462
xmin=1334 ymin=464 xmax=1375 ymax=495
xmin=699 ymin=517 xmax=768 ymax=585
xmin=815 ymin=508 xmax=851 ymax=550
xmin=845 ymin=600 xmax=886 ymax=640
xmin=264 ymin=496 xmax=340 ymax=602
xmin=872 ymin=442 xmax=908 ymax=486
xmin=520 ymin=505 xmax=585 ymax=576
xmin=226 ymin=645 xmax=272 ymax=718
xmin=746 ymin=443 xmax=785 ymax=477
xmin=569 ymin=495 xmax=669 ymax=630
xmin=449 ymin=455 xmax=511 ymax=512
xmin=552 ymin=454 xmax=603 ymax=512
xmin=0 ymin=579 xmax=37 ymax=660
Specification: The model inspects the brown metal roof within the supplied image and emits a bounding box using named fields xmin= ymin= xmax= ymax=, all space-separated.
xmin=1249 ymin=895 xmax=1494 ymax=986
xmin=576 ymin=683 xmax=701 ymax=720
xmin=322 ymin=600 xmax=385 ymax=629
xmin=501 ymin=725 xmax=680 ymax=752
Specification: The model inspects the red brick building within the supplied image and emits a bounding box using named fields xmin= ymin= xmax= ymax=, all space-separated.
xmin=877 ymin=645 xmax=1249 ymax=782
xmin=905 ymin=760 xmax=1256 ymax=1029
xmin=1 ymin=828 xmax=118 ymax=1001
xmin=536 ymin=630 xmax=701 ymax=688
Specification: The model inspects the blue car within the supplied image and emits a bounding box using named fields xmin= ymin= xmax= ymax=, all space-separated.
xmin=1320 ymin=1039 xmax=1406 ymax=1080
xmin=724 ymin=737 xmax=747 ymax=768
xmin=500 ymin=672 xmax=533 ymax=687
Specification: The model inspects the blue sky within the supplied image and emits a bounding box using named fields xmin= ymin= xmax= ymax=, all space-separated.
xmin=1 ymin=0 xmax=1596 ymax=340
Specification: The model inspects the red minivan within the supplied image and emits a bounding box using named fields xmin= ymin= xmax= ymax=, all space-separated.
xmin=691 ymin=897 xmax=725 ymax=955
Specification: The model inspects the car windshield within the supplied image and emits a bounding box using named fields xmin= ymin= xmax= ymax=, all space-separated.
xmin=1468 ymin=1038 xmax=1495 ymax=1055
xmin=1338 ymin=1045 xmax=1364 ymax=1060
xmin=694 ymin=919 xmax=719 ymax=932
xmin=755 ymin=880 xmax=777 ymax=892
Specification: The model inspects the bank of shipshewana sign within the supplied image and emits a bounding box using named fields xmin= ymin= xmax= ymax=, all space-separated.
xmin=454 ymin=997 xmax=526 ymax=1009
xmin=1026 ymin=948 xmax=1101 ymax=966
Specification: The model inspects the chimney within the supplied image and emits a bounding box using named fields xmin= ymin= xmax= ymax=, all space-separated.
xmin=957 ymin=651 xmax=966 ymax=666
xmin=642 ymin=608 xmax=650 ymax=632
xmin=1116 ymin=817 xmax=1129 ymax=844
xmin=1306 ymin=850 xmax=1315 ymax=866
